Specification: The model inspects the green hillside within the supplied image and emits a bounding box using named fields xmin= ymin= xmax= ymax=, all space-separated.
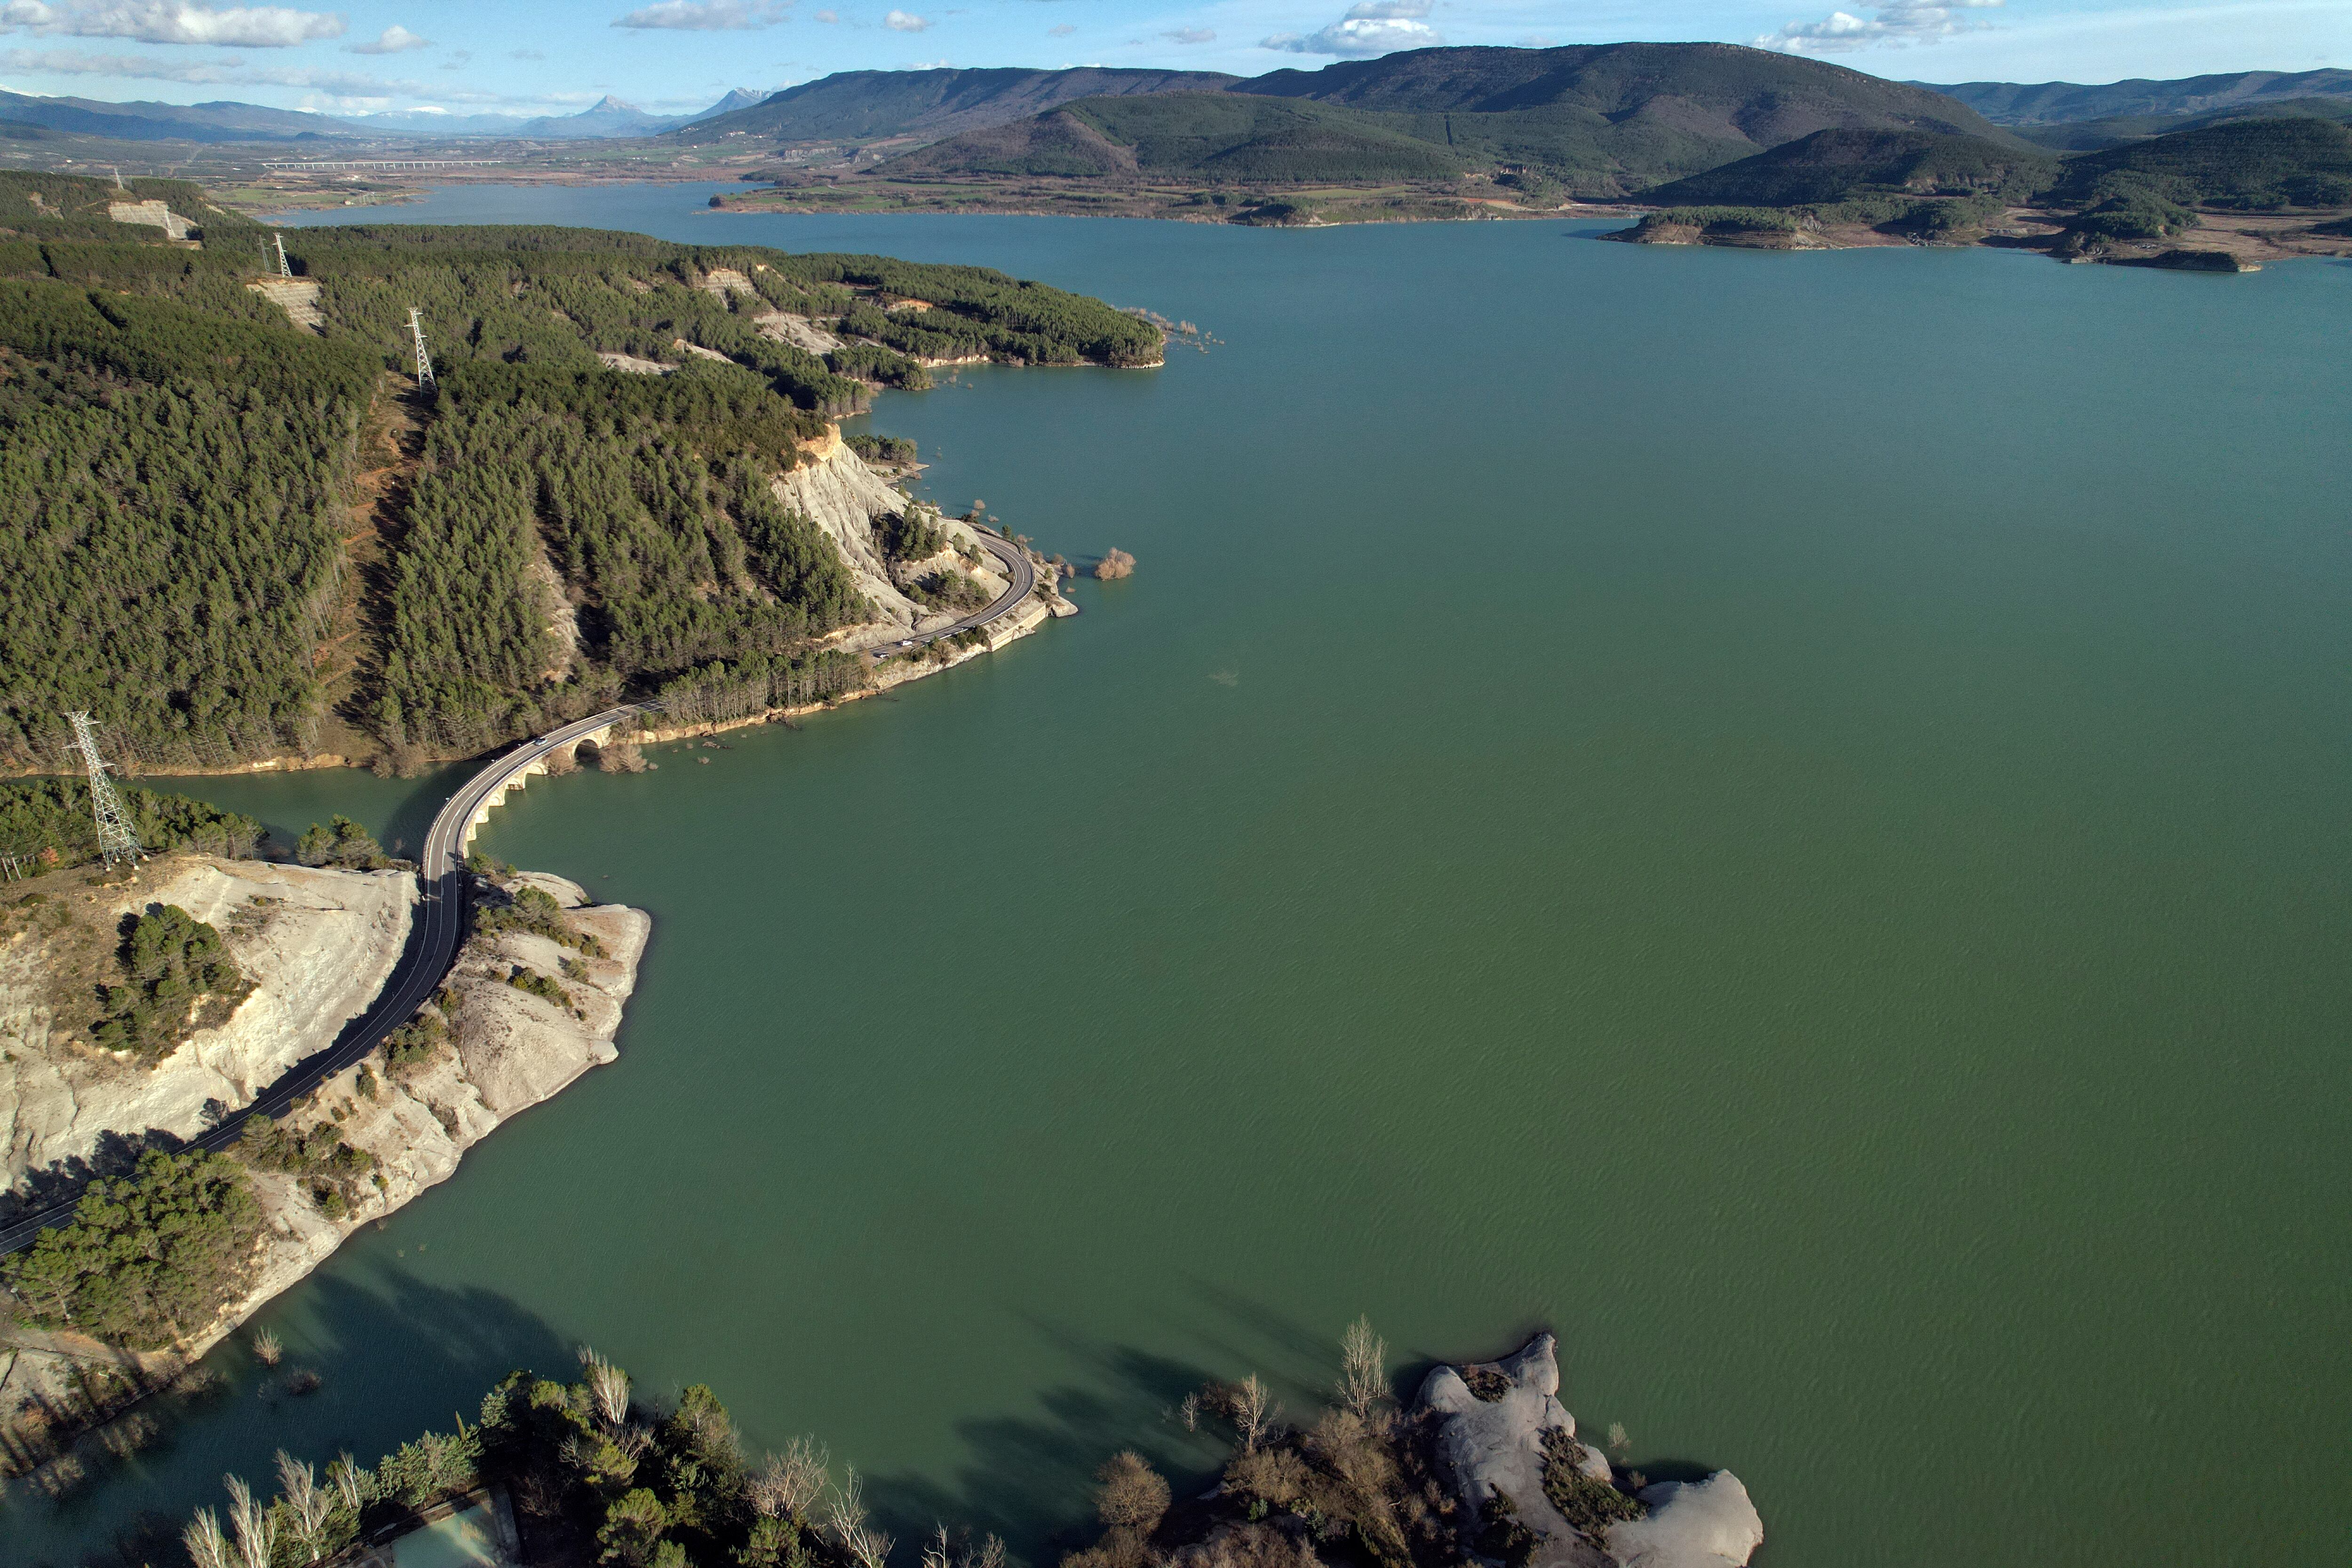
xmin=1241 ymin=42 xmax=2003 ymax=135
xmin=669 ymin=66 xmax=1238 ymax=146
xmin=2009 ymin=96 xmax=2352 ymax=152
xmin=878 ymin=44 xmax=2026 ymax=196
xmin=2050 ymin=114 xmax=2352 ymax=208
xmin=890 ymin=95 xmax=1470 ymax=183
xmin=1645 ymin=128 xmax=2058 ymax=206
xmin=0 ymin=171 xmax=1150 ymax=768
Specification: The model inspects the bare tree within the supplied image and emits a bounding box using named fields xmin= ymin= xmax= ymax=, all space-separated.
xmin=224 ymin=1474 xmax=276 ymax=1568
xmin=579 ymin=1345 xmax=630 ymax=1427
xmin=251 ymin=1328 xmax=283 ymax=1368
xmin=827 ymin=1465 xmax=894 ymax=1568
xmin=753 ymin=1435 xmax=831 ymax=1520
xmin=1338 ymin=1316 xmax=1388 ymax=1418
xmin=1230 ymin=1373 xmax=1276 ymax=1454
xmin=277 ymin=1449 xmax=332 ymax=1560
xmin=846 ymin=1524 xmax=897 ymax=1568
xmin=328 ymin=1451 xmax=366 ymax=1513
xmin=182 ymin=1509 xmax=231 ymax=1568
xmin=922 ymin=1524 xmax=955 ymax=1568
xmin=825 ymin=1463 xmax=869 ymax=1543
xmin=1178 ymin=1391 xmax=1200 ymax=1433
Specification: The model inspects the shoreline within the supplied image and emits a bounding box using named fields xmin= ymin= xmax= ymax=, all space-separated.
xmin=0 ymin=868 xmax=650 ymax=1488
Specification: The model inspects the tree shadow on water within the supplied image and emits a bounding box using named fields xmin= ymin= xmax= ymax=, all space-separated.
xmin=866 ymin=1326 xmax=1225 ymax=1567
xmin=4 ymin=1268 xmax=571 ymax=1568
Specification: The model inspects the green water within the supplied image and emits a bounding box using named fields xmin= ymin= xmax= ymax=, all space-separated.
xmin=12 ymin=192 xmax=2351 ymax=1566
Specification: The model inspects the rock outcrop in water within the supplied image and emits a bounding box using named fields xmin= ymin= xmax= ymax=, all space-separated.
xmin=1419 ymin=1334 xmax=1763 ymax=1568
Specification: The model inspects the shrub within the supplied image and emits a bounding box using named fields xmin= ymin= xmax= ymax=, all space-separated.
xmin=1538 ymin=1428 xmax=1643 ymax=1539
xmin=844 ymin=433 xmax=917 ymax=466
xmin=1095 ymin=1451 xmax=1171 ymax=1533
xmin=297 ymin=815 xmax=389 ymax=870
xmin=477 ymin=882 xmax=604 ymax=954
xmin=382 ymin=1010 xmax=447 ymax=1069
xmin=1093 ymin=549 xmax=1136 ymax=581
xmin=507 ymin=966 xmax=570 ymax=1008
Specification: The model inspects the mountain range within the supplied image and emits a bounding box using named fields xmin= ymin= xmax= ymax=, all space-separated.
xmin=0 ymin=87 xmax=765 ymax=143
xmin=1914 ymin=69 xmax=2352 ymax=125
xmin=4 ymin=56 xmax=2348 ymax=167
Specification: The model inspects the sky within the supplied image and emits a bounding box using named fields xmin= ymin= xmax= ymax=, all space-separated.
xmin=0 ymin=0 xmax=2344 ymax=120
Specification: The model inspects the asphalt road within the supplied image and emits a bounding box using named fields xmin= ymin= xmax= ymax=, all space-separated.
xmin=0 ymin=704 xmax=649 ymax=1255
xmin=1 ymin=540 xmax=1046 ymax=1252
xmin=867 ymin=530 xmax=1038 ymax=661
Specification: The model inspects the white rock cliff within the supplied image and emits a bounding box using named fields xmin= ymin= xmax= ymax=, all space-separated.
xmin=1 ymin=859 xmax=415 ymax=1190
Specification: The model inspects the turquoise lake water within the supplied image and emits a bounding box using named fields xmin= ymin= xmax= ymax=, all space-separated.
xmin=10 ymin=188 xmax=2350 ymax=1566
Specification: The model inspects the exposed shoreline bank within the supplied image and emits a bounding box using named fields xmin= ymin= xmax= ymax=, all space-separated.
xmin=0 ymin=867 xmax=649 ymax=1492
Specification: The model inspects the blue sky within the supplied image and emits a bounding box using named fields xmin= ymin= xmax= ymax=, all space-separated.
xmin=0 ymin=0 xmax=2344 ymax=119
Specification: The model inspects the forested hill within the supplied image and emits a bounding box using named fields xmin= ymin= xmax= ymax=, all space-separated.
xmin=668 ymin=66 xmax=1240 ymax=146
xmin=1644 ymin=128 xmax=2058 ymax=207
xmin=0 ymin=173 xmax=1155 ymax=772
xmin=882 ymin=42 xmax=2017 ymax=195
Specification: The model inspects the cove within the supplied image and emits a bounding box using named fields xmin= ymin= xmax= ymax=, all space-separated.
xmin=12 ymin=189 xmax=2350 ymax=1567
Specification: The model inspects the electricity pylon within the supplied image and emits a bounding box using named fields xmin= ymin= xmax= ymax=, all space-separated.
xmin=274 ymin=232 xmax=292 ymax=279
xmin=409 ymin=307 xmax=436 ymax=390
xmin=64 ymin=712 xmax=142 ymax=868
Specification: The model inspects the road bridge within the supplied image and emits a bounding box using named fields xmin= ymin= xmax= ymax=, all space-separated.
xmin=0 ymin=533 xmax=1050 ymax=1253
xmin=0 ymin=706 xmax=649 ymax=1255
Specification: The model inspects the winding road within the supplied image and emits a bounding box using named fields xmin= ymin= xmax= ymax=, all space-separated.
xmin=0 ymin=705 xmax=651 ymax=1255
xmin=0 ymin=532 xmax=1048 ymax=1255
xmin=869 ymin=530 xmax=1038 ymax=660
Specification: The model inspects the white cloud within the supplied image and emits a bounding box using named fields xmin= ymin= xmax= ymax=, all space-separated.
xmin=1262 ymin=8 xmax=1440 ymax=55
xmin=883 ymin=7 xmax=928 ymax=29
xmin=810 ymin=6 xmax=834 ymax=17
xmin=437 ymin=45 xmax=466 ymax=68
xmin=612 ymin=0 xmax=787 ymax=30
xmin=509 ymin=46 xmax=542 ymax=58
xmin=2 ymin=44 xmax=393 ymax=90
xmin=344 ymin=21 xmax=425 ymax=52
xmin=0 ymin=0 xmax=345 ymax=47
xmin=1516 ymin=32 xmax=1556 ymax=46
xmin=1161 ymin=24 xmax=1210 ymax=42
xmin=1756 ymin=0 xmax=2002 ymax=52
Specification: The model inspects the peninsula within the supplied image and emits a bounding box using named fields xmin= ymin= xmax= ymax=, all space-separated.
xmin=0 ymin=166 xmax=1144 ymax=1495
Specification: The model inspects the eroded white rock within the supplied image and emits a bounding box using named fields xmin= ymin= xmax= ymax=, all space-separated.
xmin=1419 ymin=1335 xmax=1761 ymax=1568
xmin=1606 ymin=1474 xmax=1763 ymax=1568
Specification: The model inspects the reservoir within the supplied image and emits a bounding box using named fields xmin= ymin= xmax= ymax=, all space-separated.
xmin=13 ymin=189 xmax=2350 ymax=1566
